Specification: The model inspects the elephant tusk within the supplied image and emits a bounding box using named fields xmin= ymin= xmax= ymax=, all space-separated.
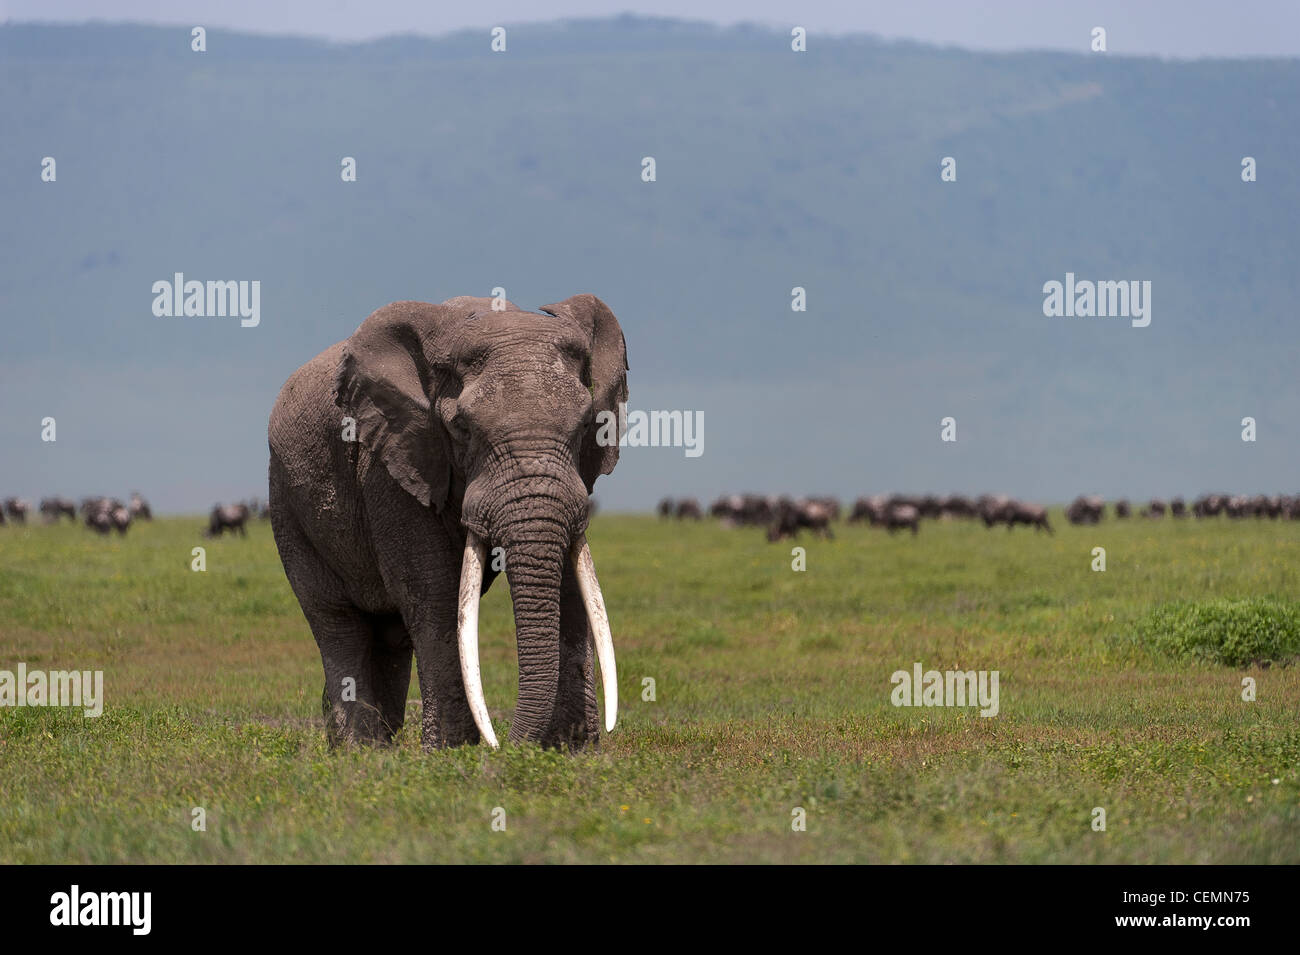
xmin=572 ymin=536 xmax=618 ymax=733
xmin=457 ymin=532 xmax=499 ymax=748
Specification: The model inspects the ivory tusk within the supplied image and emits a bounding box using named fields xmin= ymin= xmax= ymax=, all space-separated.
xmin=457 ymin=532 xmax=498 ymax=748
xmin=572 ymin=536 xmax=618 ymax=733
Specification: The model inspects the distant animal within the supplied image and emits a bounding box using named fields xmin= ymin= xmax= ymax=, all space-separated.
xmin=1141 ymin=499 xmax=1167 ymax=519
xmin=129 ymin=492 xmax=152 ymax=521
xmin=40 ymin=497 xmax=77 ymax=523
xmin=1007 ymin=501 xmax=1053 ymax=534
xmin=3 ymin=498 xmax=30 ymax=524
xmin=85 ymin=508 xmax=112 ymax=534
xmin=977 ymin=495 xmax=1013 ymax=528
xmin=674 ymin=498 xmax=703 ymax=520
xmin=766 ymin=497 xmax=834 ymax=541
xmin=848 ymin=495 xmax=887 ymax=524
xmin=109 ymin=502 xmax=132 ymax=534
xmin=1170 ymin=496 xmax=1187 ymax=518
xmin=712 ymin=493 xmax=776 ymax=526
xmin=657 ymin=497 xmax=674 ymax=518
xmin=940 ymin=495 xmax=977 ymax=519
xmin=81 ymin=497 xmax=128 ymax=535
xmin=881 ymin=502 xmax=920 ymax=535
xmin=1113 ymin=499 xmax=1131 ymax=518
xmin=207 ymin=503 xmax=251 ymax=537
xmin=1065 ymin=495 xmax=1104 ymax=525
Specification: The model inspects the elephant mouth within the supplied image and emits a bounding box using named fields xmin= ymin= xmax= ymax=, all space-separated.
xmin=454 ymin=530 xmax=617 ymax=749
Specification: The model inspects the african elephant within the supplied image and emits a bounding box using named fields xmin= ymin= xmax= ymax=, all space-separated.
xmin=268 ymin=295 xmax=627 ymax=753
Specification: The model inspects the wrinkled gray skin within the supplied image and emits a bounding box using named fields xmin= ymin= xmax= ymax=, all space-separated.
xmin=268 ymin=295 xmax=628 ymax=752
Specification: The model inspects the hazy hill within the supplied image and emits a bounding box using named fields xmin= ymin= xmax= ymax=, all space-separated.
xmin=2 ymin=18 xmax=1297 ymax=511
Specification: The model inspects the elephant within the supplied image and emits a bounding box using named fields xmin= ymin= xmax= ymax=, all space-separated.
xmin=206 ymin=503 xmax=250 ymax=537
xmin=267 ymin=295 xmax=627 ymax=752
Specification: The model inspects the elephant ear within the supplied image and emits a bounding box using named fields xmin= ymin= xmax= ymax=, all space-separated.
xmin=540 ymin=294 xmax=629 ymax=493
xmin=335 ymin=301 xmax=461 ymax=510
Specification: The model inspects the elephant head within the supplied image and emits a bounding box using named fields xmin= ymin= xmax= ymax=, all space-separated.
xmin=334 ymin=294 xmax=628 ymax=746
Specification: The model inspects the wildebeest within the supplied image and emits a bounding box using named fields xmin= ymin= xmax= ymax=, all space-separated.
xmin=881 ymin=502 xmax=920 ymax=535
xmin=1141 ymin=499 xmax=1167 ymax=519
xmin=939 ymin=494 xmax=977 ymax=519
xmin=1007 ymin=501 xmax=1053 ymax=533
xmin=3 ymin=498 xmax=30 ymax=524
xmin=766 ymin=497 xmax=835 ymax=541
xmin=674 ymin=498 xmax=703 ymax=520
xmin=129 ymin=492 xmax=153 ymax=521
xmin=711 ymin=493 xmax=776 ymax=526
xmin=1113 ymin=499 xmax=1131 ymax=519
xmin=40 ymin=497 xmax=77 ymax=523
xmin=81 ymin=497 xmax=130 ymax=535
xmin=207 ymin=503 xmax=251 ymax=537
xmin=1065 ymin=495 xmax=1104 ymax=525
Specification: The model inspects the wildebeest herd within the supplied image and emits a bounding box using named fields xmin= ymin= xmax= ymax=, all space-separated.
xmin=0 ymin=493 xmax=152 ymax=535
xmin=657 ymin=491 xmax=1300 ymax=541
xmin=0 ymin=493 xmax=271 ymax=536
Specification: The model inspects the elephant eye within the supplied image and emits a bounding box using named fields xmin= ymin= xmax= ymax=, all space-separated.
xmin=558 ymin=343 xmax=590 ymax=382
xmin=459 ymin=347 xmax=489 ymax=373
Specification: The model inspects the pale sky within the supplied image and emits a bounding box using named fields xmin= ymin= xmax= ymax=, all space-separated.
xmin=6 ymin=0 xmax=1300 ymax=58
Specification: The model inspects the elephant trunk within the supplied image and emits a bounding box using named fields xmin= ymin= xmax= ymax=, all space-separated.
xmin=500 ymin=522 xmax=567 ymax=743
xmin=456 ymin=475 xmax=617 ymax=748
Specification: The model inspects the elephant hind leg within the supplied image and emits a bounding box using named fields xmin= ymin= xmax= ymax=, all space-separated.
xmin=305 ymin=603 xmax=391 ymax=748
xmin=366 ymin=612 xmax=414 ymax=742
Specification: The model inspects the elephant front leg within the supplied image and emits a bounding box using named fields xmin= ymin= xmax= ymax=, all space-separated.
xmin=408 ymin=612 xmax=481 ymax=751
xmin=544 ymin=563 xmax=600 ymax=751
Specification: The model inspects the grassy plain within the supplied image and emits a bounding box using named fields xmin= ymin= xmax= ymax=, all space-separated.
xmin=0 ymin=514 xmax=1297 ymax=863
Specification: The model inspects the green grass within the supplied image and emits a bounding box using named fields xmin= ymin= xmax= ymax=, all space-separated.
xmin=1 ymin=514 xmax=1298 ymax=863
xmin=1135 ymin=598 xmax=1300 ymax=667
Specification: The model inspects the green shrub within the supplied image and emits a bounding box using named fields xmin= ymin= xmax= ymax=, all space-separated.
xmin=1135 ymin=598 xmax=1300 ymax=667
